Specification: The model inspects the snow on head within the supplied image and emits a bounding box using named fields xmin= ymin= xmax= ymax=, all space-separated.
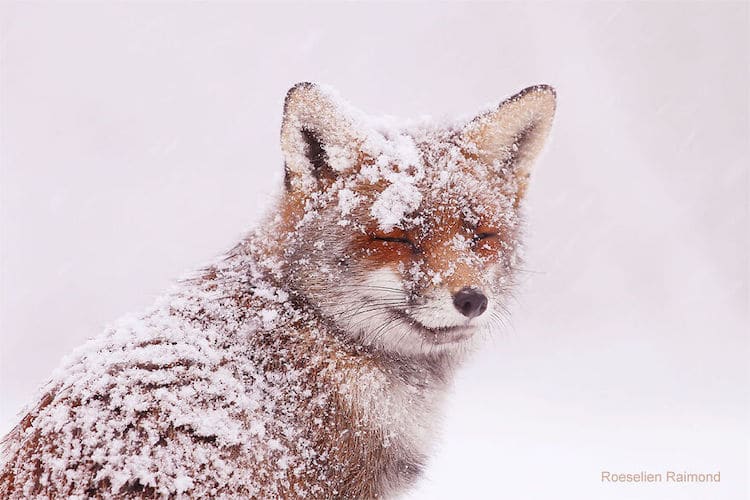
xmin=360 ymin=131 xmax=426 ymax=231
xmin=370 ymin=177 xmax=422 ymax=231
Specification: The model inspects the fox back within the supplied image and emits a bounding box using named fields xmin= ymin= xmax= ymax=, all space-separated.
xmin=0 ymin=83 xmax=555 ymax=498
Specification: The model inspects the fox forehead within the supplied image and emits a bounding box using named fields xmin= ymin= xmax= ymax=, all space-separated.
xmin=332 ymin=160 xmax=518 ymax=236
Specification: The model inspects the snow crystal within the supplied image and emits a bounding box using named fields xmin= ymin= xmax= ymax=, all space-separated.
xmin=324 ymin=143 xmax=356 ymax=172
xmin=370 ymin=178 xmax=423 ymax=232
xmin=337 ymin=187 xmax=361 ymax=216
xmin=173 ymin=475 xmax=194 ymax=494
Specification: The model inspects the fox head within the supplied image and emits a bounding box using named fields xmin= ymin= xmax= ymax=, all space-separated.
xmin=272 ymin=82 xmax=555 ymax=357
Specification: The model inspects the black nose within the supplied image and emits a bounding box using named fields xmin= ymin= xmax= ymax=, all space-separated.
xmin=452 ymin=287 xmax=488 ymax=318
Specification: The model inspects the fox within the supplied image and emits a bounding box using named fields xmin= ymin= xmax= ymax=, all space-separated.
xmin=0 ymin=82 xmax=555 ymax=499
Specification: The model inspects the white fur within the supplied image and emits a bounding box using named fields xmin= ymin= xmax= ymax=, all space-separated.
xmin=327 ymin=267 xmax=500 ymax=356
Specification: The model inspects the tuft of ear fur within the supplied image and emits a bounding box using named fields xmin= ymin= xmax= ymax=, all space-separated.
xmin=281 ymin=82 xmax=361 ymax=192
xmin=460 ymin=85 xmax=556 ymax=198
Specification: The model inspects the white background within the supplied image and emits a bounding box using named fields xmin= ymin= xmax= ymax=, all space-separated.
xmin=1 ymin=3 xmax=747 ymax=499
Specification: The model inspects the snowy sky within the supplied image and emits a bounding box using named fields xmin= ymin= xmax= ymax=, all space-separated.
xmin=1 ymin=2 xmax=747 ymax=499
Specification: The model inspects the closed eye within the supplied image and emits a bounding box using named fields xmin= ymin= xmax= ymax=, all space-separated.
xmin=373 ymin=236 xmax=415 ymax=246
xmin=474 ymin=232 xmax=498 ymax=241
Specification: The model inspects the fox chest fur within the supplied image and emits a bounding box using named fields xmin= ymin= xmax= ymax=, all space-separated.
xmin=1 ymin=82 xmax=555 ymax=498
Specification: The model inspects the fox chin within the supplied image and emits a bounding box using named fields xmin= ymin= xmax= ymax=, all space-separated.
xmin=0 ymin=82 xmax=556 ymax=499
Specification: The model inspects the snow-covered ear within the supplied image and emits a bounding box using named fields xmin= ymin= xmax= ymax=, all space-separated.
xmin=281 ymin=82 xmax=361 ymax=192
xmin=460 ymin=85 xmax=556 ymax=198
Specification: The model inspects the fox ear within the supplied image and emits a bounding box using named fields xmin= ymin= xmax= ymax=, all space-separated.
xmin=281 ymin=82 xmax=361 ymax=192
xmin=460 ymin=85 xmax=556 ymax=199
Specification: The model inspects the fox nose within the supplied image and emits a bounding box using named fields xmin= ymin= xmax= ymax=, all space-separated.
xmin=452 ymin=287 xmax=488 ymax=318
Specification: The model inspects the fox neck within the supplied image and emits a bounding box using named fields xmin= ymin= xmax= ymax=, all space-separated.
xmin=215 ymin=228 xmax=461 ymax=495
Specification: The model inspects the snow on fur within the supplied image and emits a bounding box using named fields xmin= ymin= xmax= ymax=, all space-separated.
xmin=0 ymin=82 xmax=555 ymax=498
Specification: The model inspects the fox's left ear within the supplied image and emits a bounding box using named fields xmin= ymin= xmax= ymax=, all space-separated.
xmin=281 ymin=82 xmax=361 ymax=192
xmin=460 ymin=85 xmax=556 ymax=200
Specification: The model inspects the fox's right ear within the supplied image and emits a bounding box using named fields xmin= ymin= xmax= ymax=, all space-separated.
xmin=281 ymin=82 xmax=361 ymax=192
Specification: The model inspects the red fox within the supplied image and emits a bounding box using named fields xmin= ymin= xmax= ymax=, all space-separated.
xmin=0 ymin=82 xmax=556 ymax=498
